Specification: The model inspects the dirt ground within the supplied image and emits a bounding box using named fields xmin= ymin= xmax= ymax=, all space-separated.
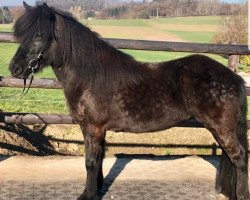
xmin=0 ymin=123 xmax=224 ymax=157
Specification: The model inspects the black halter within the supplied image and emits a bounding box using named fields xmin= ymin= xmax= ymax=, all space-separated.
xmin=21 ymin=50 xmax=44 ymax=96
xmin=20 ymin=37 xmax=50 ymax=96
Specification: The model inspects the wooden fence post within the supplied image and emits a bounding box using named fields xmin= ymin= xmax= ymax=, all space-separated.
xmin=228 ymin=41 xmax=239 ymax=72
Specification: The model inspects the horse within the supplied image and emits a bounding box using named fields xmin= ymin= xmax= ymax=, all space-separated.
xmin=9 ymin=2 xmax=249 ymax=200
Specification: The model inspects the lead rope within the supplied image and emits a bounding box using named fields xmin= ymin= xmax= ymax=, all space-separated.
xmin=21 ymin=74 xmax=34 ymax=97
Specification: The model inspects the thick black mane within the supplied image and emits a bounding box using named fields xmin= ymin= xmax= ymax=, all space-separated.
xmin=14 ymin=5 xmax=144 ymax=90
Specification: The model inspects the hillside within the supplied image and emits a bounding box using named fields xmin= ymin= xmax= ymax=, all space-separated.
xmin=81 ymin=16 xmax=219 ymax=43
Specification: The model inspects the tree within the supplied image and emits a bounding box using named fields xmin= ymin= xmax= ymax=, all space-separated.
xmin=84 ymin=10 xmax=95 ymax=19
xmin=42 ymin=0 xmax=243 ymax=19
xmin=0 ymin=7 xmax=13 ymax=24
xmin=10 ymin=7 xmax=24 ymax=22
xmin=212 ymin=3 xmax=249 ymax=66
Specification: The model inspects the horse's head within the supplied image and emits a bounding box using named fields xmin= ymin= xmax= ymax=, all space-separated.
xmin=9 ymin=2 xmax=55 ymax=79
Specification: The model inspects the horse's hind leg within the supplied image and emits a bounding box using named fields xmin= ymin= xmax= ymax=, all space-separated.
xmin=207 ymin=125 xmax=249 ymax=200
xmin=216 ymin=150 xmax=236 ymax=199
xmin=78 ymin=124 xmax=105 ymax=200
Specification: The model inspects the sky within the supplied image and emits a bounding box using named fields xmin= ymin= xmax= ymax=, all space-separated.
xmin=0 ymin=0 xmax=36 ymax=7
xmin=0 ymin=0 xmax=245 ymax=7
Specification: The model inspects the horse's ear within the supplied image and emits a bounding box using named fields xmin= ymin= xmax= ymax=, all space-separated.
xmin=43 ymin=2 xmax=50 ymax=10
xmin=23 ymin=1 xmax=31 ymax=11
xmin=42 ymin=2 xmax=52 ymax=15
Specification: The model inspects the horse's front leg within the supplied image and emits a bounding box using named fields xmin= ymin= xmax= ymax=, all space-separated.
xmin=78 ymin=124 xmax=105 ymax=200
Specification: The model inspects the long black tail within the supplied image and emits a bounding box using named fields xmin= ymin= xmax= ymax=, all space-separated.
xmin=237 ymin=78 xmax=248 ymax=163
xmin=235 ymin=80 xmax=249 ymax=196
xmin=238 ymin=79 xmax=248 ymax=157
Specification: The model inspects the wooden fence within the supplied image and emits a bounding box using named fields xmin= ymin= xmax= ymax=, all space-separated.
xmin=1 ymin=32 xmax=249 ymax=54
xmin=0 ymin=32 xmax=250 ymax=128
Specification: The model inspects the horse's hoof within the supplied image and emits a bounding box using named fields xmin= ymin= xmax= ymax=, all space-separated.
xmin=77 ymin=193 xmax=101 ymax=200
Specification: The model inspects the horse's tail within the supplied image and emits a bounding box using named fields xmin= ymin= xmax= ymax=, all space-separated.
xmin=234 ymin=79 xmax=249 ymax=198
xmin=216 ymin=77 xmax=249 ymax=199
xmin=236 ymin=79 xmax=248 ymax=166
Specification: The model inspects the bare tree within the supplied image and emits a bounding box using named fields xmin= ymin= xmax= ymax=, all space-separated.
xmin=0 ymin=7 xmax=13 ymax=24
xmin=212 ymin=3 xmax=249 ymax=66
xmin=42 ymin=0 xmax=243 ymax=19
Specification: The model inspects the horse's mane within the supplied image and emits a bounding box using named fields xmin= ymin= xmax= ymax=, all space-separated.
xmin=14 ymin=4 xmax=144 ymax=91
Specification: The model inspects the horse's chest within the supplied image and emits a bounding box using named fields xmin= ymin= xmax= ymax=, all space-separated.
xmin=70 ymin=91 xmax=110 ymax=124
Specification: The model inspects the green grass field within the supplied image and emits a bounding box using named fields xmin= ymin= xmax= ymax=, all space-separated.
xmin=0 ymin=24 xmax=13 ymax=32
xmin=151 ymin=16 xmax=220 ymax=25
xmin=166 ymin=30 xmax=215 ymax=43
xmin=1 ymin=16 xmax=249 ymax=117
xmin=82 ymin=18 xmax=150 ymax=27
xmin=82 ymin=16 xmax=220 ymax=26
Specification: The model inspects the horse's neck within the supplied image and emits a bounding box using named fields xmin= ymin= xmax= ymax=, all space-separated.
xmin=51 ymin=35 xmax=144 ymax=97
xmin=52 ymin=66 xmax=85 ymax=95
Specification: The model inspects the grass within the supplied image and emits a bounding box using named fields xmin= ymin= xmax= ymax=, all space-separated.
xmin=0 ymin=88 xmax=67 ymax=113
xmin=123 ymin=49 xmax=229 ymax=66
xmin=166 ymin=30 xmax=215 ymax=43
xmin=151 ymin=16 xmax=220 ymax=25
xmin=84 ymin=16 xmax=219 ymax=43
xmin=0 ymin=43 xmax=18 ymax=76
xmin=82 ymin=18 xmax=150 ymax=27
xmin=82 ymin=16 xmax=220 ymax=28
xmin=0 ymin=23 xmax=13 ymax=32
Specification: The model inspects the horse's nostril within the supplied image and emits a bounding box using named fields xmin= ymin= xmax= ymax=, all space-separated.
xmin=13 ymin=66 xmax=23 ymax=75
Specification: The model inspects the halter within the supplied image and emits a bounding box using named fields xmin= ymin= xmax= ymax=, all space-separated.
xmin=21 ymin=43 xmax=46 ymax=96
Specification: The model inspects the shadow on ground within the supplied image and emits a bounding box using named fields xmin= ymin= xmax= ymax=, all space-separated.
xmin=0 ymin=123 xmax=67 ymax=155
xmin=100 ymin=154 xmax=220 ymax=198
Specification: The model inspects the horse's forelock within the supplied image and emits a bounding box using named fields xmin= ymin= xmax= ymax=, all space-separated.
xmin=14 ymin=5 xmax=55 ymax=42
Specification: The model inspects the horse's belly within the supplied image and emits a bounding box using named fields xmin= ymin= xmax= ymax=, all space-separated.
xmin=109 ymin=108 xmax=190 ymax=133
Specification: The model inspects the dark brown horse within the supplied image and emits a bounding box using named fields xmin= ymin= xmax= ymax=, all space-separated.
xmin=9 ymin=2 xmax=249 ymax=200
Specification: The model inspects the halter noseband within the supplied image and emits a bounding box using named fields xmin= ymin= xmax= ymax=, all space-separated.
xmin=22 ymin=51 xmax=43 ymax=79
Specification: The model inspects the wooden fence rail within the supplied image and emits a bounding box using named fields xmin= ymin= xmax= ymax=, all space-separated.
xmin=1 ymin=32 xmax=250 ymax=54
xmin=0 ymin=112 xmax=74 ymax=124
xmin=1 ymin=112 xmax=250 ymax=128
xmin=0 ymin=112 xmax=207 ymax=127
xmin=0 ymin=77 xmax=61 ymax=89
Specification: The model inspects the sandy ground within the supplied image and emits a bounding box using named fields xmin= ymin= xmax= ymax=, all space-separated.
xmin=0 ymin=155 xmax=222 ymax=200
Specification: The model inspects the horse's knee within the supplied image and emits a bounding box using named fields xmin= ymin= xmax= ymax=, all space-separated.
xmin=86 ymin=158 xmax=95 ymax=171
